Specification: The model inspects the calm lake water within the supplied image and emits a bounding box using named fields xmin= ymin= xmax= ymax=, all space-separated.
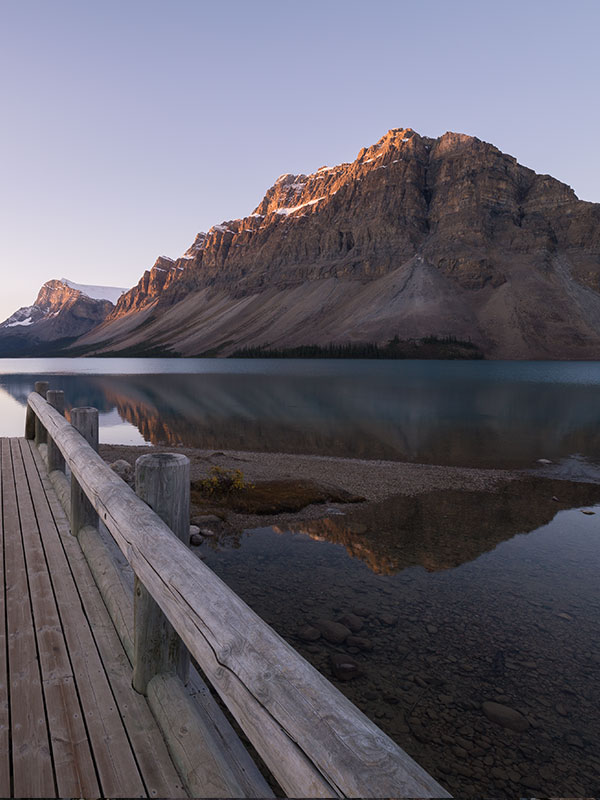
xmin=2 ymin=357 xmax=600 ymax=470
xmin=2 ymin=357 xmax=600 ymax=795
xmin=200 ymin=483 xmax=600 ymax=797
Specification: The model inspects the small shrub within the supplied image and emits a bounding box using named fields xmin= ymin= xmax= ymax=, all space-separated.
xmin=197 ymin=466 xmax=253 ymax=496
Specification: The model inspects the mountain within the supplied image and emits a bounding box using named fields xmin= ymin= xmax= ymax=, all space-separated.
xmin=73 ymin=127 xmax=600 ymax=359
xmin=0 ymin=279 xmax=127 ymax=356
xmin=7 ymin=127 xmax=600 ymax=359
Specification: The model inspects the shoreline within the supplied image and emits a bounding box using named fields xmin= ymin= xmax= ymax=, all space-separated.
xmin=99 ymin=443 xmax=560 ymax=533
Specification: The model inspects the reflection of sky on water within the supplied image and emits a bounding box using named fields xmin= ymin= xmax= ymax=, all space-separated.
xmin=98 ymin=409 xmax=149 ymax=445
xmin=0 ymin=390 xmax=29 ymax=437
xmin=1 ymin=358 xmax=600 ymax=468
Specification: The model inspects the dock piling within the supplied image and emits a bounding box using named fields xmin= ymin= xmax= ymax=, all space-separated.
xmin=70 ymin=407 xmax=99 ymax=535
xmin=32 ymin=381 xmax=49 ymax=444
xmin=133 ymin=453 xmax=191 ymax=694
xmin=46 ymin=390 xmax=66 ymax=473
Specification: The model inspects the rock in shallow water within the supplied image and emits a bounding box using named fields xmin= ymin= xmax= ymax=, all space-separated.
xmin=337 ymin=613 xmax=364 ymax=632
xmin=298 ymin=625 xmax=321 ymax=642
xmin=482 ymin=701 xmax=529 ymax=732
xmin=314 ymin=619 xmax=351 ymax=644
xmin=346 ymin=635 xmax=373 ymax=651
xmin=330 ymin=653 xmax=362 ymax=681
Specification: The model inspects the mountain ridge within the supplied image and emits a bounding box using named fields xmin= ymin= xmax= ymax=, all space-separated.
xmin=0 ymin=278 xmax=126 ymax=356
xmin=3 ymin=127 xmax=600 ymax=359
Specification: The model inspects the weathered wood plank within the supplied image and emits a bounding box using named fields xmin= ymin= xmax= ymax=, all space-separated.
xmin=46 ymin=390 xmax=66 ymax=473
xmin=11 ymin=439 xmax=99 ymax=798
xmin=20 ymin=441 xmax=147 ymax=798
xmin=0 ymin=443 xmax=11 ymax=796
xmin=48 ymin=467 xmax=70 ymax=517
xmin=2 ymin=438 xmax=55 ymax=797
xmin=34 ymin=381 xmax=49 ymax=445
xmin=70 ymin=408 xmax=99 ymax=534
xmin=28 ymin=392 xmax=450 ymax=798
xmin=70 ymin=503 xmax=273 ymax=797
xmin=134 ymin=453 xmax=191 ymax=693
xmin=26 ymin=441 xmax=187 ymax=798
xmin=78 ymin=524 xmax=135 ymax=662
xmin=148 ymin=673 xmax=271 ymax=798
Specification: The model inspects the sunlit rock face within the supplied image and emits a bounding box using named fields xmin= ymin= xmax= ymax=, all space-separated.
xmin=62 ymin=128 xmax=600 ymax=357
xmin=0 ymin=279 xmax=124 ymax=356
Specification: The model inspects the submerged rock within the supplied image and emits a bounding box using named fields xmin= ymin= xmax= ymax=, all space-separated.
xmin=314 ymin=619 xmax=351 ymax=644
xmin=297 ymin=625 xmax=321 ymax=642
xmin=346 ymin=635 xmax=373 ymax=651
xmin=330 ymin=653 xmax=362 ymax=681
xmin=337 ymin=613 xmax=364 ymax=632
xmin=482 ymin=701 xmax=529 ymax=732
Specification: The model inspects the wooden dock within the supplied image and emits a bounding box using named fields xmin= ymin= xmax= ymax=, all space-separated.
xmin=0 ymin=384 xmax=450 ymax=799
xmin=0 ymin=436 xmax=186 ymax=797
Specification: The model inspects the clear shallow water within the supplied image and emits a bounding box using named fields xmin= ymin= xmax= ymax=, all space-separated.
xmin=2 ymin=358 xmax=600 ymax=468
xmin=199 ymin=483 xmax=600 ymax=798
xmin=2 ymin=357 xmax=600 ymax=794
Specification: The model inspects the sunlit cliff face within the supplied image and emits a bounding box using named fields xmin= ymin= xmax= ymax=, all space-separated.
xmin=74 ymin=125 xmax=600 ymax=361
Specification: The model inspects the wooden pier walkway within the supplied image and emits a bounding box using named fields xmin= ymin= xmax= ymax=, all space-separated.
xmin=0 ymin=385 xmax=450 ymax=799
xmin=0 ymin=436 xmax=186 ymax=798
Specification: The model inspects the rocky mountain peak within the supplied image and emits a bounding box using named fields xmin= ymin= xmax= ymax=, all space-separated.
xmin=182 ymin=232 xmax=207 ymax=259
xmin=71 ymin=125 xmax=600 ymax=360
xmin=0 ymin=277 xmax=121 ymax=355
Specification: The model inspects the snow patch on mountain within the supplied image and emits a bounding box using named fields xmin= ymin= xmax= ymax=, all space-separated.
xmin=60 ymin=279 xmax=127 ymax=304
xmin=1 ymin=305 xmax=43 ymax=329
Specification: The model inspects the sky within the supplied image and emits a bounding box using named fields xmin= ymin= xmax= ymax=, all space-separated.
xmin=1 ymin=0 xmax=599 ymax=322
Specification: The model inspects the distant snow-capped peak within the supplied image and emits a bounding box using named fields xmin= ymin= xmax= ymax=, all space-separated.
xmin=59 ymin=278 xmax=127 ymax=304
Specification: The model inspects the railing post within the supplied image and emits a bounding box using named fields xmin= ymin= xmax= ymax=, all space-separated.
xmin=46 ymin=390 xmax=65 ymax=473
xmin=70 ymin=407 xmax=99 ymax=535
xmin=133 ymin=453 xmax=190 ymax=694
xmin=32 ymin=381 xmax=49 ymax=444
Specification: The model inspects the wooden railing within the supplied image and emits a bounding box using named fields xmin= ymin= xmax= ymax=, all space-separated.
xmin=26 ymin=384 xmax=450 ymax=799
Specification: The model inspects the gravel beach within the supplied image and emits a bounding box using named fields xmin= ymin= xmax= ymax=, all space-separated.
xmin=100 ymin=443 xmax=520 ymax=530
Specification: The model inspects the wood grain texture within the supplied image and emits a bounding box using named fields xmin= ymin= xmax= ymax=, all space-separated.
xmin=2 ymin=438 xmax=55 ymax=797
xmin=70 ymin=407 xmax=99 ymax=535
xmin=148 ymin=673 xmax=272 ymax=798
xmin=48 ymin=467 xmax=71 ymax=517
xmin=65 ymin=499 xmax=272 ymax=797
xmin=134 ymin=453 xmax=191 ymax=693
xmin=20 ymin=440 xmax=148 ymax=797
xmin=11 ymin=439 xmax=99 ymax=797
xmin=78 ymin=524 xmax=135 ymax=662
xmin=34 ymin=381 xmax=49 ymax=445
xmin=46 ymin=391 xmax=66 ymax=473
xmin=27 ymin=442 xmax=187 ymax=798
xmin=25 ymin=405 xmax=35 ymax=440
xmin=28 ymin=392 xmax=450 ymax=798
xmin=0 ymin=442 xmax=11 ymax=795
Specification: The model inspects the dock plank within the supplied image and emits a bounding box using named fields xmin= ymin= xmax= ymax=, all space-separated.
xmin=10 ymin=439 xmax=100 ymax=798
xmin=2 ymin=438 xmax=55 ymax=797
xmin=0 ymin=443 xmax=11 ymax=796
xmin=18 ymin=439 xmax=147 ymax=798
xmin=24 ymin=440 xmax=186 ymax=798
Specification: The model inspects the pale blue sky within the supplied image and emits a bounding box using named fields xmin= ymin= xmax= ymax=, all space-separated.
xmin=1 ymin=0 xmax=598 ymax=322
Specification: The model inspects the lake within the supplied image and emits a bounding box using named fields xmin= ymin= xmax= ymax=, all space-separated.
xmin=2 ymin=357 xmax=600 ymax=795
xmin=200 ymin=482 xmax=600 ymax=797
xmin=2 ymin=358 xmax=600 ymax=470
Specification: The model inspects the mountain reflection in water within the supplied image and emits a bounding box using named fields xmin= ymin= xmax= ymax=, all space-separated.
xmin=199 ymin=490 xmax=600 ymax=798
xmin=2 ymin=361 xmax=600 ymax=468
xmin=203 ymin=478 xmax=600 ymax=575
